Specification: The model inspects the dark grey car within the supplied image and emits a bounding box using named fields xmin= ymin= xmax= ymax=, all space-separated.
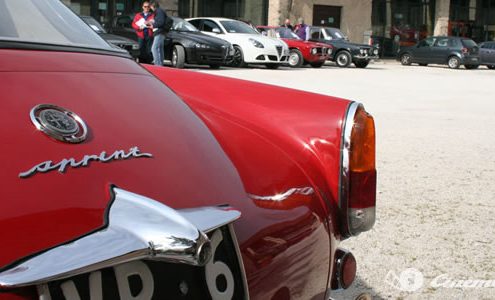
xmin=398 ymin=36 xmax=480 ymax=69
xmin=479 ymin=41 xmax=495 ymax=69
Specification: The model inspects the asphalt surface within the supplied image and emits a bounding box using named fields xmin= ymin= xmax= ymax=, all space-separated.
xmin=196 ymin=60 xmax=495 ymax=300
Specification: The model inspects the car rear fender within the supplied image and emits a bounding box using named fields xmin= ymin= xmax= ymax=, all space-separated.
xmin=144 ymin=66 xmax=350 ymax=237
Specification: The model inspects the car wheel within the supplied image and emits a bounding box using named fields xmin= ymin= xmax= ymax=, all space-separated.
xmin=335 ymin=51 xmax=351 ymax=68
xmin=419 ymin=63 xmax=428 ymax=66
xmin=354 ymin=60 xmax=369 ymax=68
xmin=447 ymin=56 xmax=461 ymax=69
xmin=209 ymin=64 xmax=221 ymax=69
xmin=488 ymin=65 xmax=495 ymax=70
xmin=171 ymin=45 xmax=186 ymax=69
xmin=231 ymin=46 xmax=246 ymax=67
xmin=288 ymin=49 xmax=303 ymax=68
xmin=310 ymin=61 xmax=325 ymax=68
xmin=265 ymin=64 xmax=279 ymax=69
xmin=464 ymin=64 xmax=479 ymax=69
xmin=400 ymin=53 xmax=412 ymax=65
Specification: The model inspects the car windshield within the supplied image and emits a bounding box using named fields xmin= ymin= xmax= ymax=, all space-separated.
xmin=220 ymin=20 xmax=259 ymax=34
xmin=324 ymin=28 xmax=347 ymax=40
xmin=0 ymin=0 xmax=114 ymax=51
xmin=81 ymin=16 xmax=106 ymax=34
xmin=461 ymin=39 xmax=477 ymax=48
xmin=172 ymin=18 xmax=199 ymax=32
xmin=276 ymin=28 xmax=301 ymax=40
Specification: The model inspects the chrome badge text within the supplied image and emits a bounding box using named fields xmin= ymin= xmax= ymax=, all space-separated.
xmin=19 ymin=146 xmax=153 ymax=178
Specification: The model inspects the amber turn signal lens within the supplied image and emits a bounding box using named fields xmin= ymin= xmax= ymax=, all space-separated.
xmin=350 ymin=107 xmax=375 ymax=172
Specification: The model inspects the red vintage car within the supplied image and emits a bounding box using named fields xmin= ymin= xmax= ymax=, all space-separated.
xmin=0 ymin=1 xmax=376 ymax=299
xmin=257 ymin=26 xmax=332 ymax=68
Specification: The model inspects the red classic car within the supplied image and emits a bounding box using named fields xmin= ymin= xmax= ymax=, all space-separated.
xmin=0 ymin=1 xmax=376 ymax=299
xmin=257 ymin=26 xmax=332 ymax=68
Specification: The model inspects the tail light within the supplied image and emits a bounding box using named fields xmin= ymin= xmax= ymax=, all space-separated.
xmin=339 ymin=102 xmax=376 ymax=238
xmin=461 ymin=47 xmax=469 ymax=54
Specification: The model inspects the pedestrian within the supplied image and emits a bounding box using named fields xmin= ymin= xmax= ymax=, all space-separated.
xmin=294 ymin=17 xmax=309 ymax=40
xmin=132 ymin=1 xmax=154 ymax=64
xmin=149 ymin=1 xmax=170 ymax=66
xmin=281 ymin=18 xmax=293 ymax=30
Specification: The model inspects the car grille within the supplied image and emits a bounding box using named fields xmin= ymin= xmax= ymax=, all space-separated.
xmin=276 ymin=46 xmax=283 ymax=57
xmin=268 ymin=55 xmax=278 ymax=61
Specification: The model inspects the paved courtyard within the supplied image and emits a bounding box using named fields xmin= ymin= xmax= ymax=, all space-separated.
xmin=197 ymin=61 xmax=495 ymax=300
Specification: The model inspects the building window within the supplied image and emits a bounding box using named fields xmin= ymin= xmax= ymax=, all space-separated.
xmin=178 ymin=0 xmax=268 ymax=25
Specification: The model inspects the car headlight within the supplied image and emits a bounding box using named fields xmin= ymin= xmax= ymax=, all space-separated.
xmin=249 ymin=38 xmax=264 ymax=48
xmin=195 ymin=43 xmax=211 ymax=49
xmin=132 ymin=44 xmax=140 ymax=50
xmin=373 ymin=49 xmax=379 ymax=55
xmin=360 ymin=49 xmax=366 ymax=55
xmin=311 ymin=48 xmax=317 ymax=55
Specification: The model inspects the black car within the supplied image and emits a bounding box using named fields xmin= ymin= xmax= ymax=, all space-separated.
xmin=165 ymin=17 xmax=234 ymax=69
xmin=308 ymin=26 xmax=379 ymax=68
xmin=106 ymin=15 xmax=137 ymax=41
xmin=479 ymin=41 xmax=495 ymax=69
xmin=81 ymin=16 xmax=139 ymax=59
xmin=398 ymin=36 xmax=480 ymax=69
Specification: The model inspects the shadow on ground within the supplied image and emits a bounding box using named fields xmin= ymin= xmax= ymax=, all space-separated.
xmin=329 ymin=276 xmax=385 ymax=300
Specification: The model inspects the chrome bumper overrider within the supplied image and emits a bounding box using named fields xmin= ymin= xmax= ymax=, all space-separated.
xmin=0 ymin=187 xmax=241 ymax=288
xmin=353 ymin=54 xmax=379 ymax=60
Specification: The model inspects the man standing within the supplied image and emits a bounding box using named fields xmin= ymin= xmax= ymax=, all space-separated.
xmin=132 ymin=1 xmax=154 ymax=63
xmin=281 ymin=18 xmax=293 ymax=30
xmin=294 ymin=17 xmax=309 ymax=40
xmin=149 ymin=1 xmax=168 ymax=66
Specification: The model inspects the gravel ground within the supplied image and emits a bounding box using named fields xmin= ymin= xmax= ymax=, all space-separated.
xmin=197 ymin=60 xmax=495 ymax=300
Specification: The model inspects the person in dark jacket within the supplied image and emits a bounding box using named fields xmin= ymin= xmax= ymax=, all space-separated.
xmin=281 ymin=18 xmax=293 ymax=30
xmin=149 ymin=1 xmax=168 ymax=66
xmin=132 ymin=1 xmax=154 ymax=63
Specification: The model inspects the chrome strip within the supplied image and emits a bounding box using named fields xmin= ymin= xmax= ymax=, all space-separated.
xmin=228 ymin=224 xmax=250 ymax=300
xmin=248 ymin=187 xmax=314 ymax=201
xmin=0 ymin=187 xmax=241 ymax=288
xmin=338 ymin=101 xmax=360 ymax=238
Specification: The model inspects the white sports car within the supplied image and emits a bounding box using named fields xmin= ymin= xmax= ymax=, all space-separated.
xmin=187 ymin=17 xmax=289 ymax=69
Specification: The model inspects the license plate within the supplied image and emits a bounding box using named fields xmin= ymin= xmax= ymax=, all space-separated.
xmin=37 ymin=226 xmax=246 ymax=300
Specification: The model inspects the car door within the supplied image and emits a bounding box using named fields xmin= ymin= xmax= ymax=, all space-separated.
xmin=430 ymin=37 xmax=450 ymax=63
xmin=481 ymin=42 xmax=495 ymax=64
xmin=413 ymin=37 xmax=435 ymax=63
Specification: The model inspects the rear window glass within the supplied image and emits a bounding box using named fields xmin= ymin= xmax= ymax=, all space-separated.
xmin=461 ymin=39 xmax=477 ymax=48
xmin=0 ymin=0 xmax=113 ymax=51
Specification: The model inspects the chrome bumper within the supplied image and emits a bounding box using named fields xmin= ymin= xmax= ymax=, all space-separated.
xmin=0 ymin=187 xmax=241 ymax=288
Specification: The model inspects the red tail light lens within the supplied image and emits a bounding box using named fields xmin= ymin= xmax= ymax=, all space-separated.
xmin=340 ymin=103 xmax=376 ymax=238
xmin=331 ymin=248 xmax=356 ymax=290
xmin=462 ymin=47 xmax=469 ymax=54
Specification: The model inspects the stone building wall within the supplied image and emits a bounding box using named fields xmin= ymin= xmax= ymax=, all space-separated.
xmin=268 ymin=0 xmax=372 ymax=43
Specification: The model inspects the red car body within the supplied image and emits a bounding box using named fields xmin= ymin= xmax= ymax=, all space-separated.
xmin=257 ymin=26 xmax=332 ymax=67
xmin=0 ymin=2 xmax=376 ymax=299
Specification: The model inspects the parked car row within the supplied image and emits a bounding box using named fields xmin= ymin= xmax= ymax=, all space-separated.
xmin=99 ymin=15 xmax=379 ymax=69
xmin=87 ymin=13 xmax=494 ymax=71
xmin=398 ymin=36 xmax=495 ymax=69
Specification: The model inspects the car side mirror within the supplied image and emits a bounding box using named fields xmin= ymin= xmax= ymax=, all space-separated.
xmin=212 ymin=28 xmax=221 ymax=34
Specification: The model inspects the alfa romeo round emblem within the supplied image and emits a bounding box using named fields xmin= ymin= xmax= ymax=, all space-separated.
xmin=30 ymin=104 xmax=88 ymax=143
